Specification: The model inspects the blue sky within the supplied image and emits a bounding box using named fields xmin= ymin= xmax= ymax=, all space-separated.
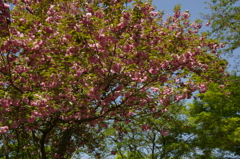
xmin=153 ymin=0 xmax=211 ymax=21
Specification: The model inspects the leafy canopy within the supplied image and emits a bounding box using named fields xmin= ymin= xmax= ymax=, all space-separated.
xmin=0 ymin=0 xmax=227 ymax=158
xmin=202 ymin=0 xmax=240 ymax=52
xmin=187 ymin=73 xmax=240 ymax=158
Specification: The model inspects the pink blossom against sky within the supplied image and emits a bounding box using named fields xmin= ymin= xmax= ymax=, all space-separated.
xmin=153 ymin=0 xmax=240 ymax=74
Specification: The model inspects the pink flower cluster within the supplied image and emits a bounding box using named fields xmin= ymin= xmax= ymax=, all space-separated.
xmin=0 ymin=126 xmax=8 ymax=134
xmin=0 ymin=0 xmax=10 ymax=36
xmin=198 ymin=83 xmax=207 ymax=93
xmin=160 ymin=129 xmax=169 ymax=136
xmin=141 ymin=124 xmax=151 ymax=131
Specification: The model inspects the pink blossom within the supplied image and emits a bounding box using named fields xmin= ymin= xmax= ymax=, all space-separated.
xmin=32 ymin=110 xmax=39 ymax=116
xmin=174 ymin=10 xmax=181 ymax=18
xmin=151 ymin=107 xmax=156 ymax=112
xmin=175 ymin=94 xmax=185 ymax=102
xmin=4 ymin=3 xmax=10 ymax=9
xmin=150 ymin=11 xmax=158 ymax=17
xmin=160 ymin=129 xmax=169 ymax=136
xmin=162 ymin=86 xmax=172 ymax=95
xmin=175 ymin=32 xmax=181 ymax=38
xmin=86 ymin=12 xmax=92 ymax=18
xmin=27 ymin=116 xmax=35 ymax=123
xmin=141 ymin=124 xmax=150 ymax=131
xmin=88 ymin=55 xmax=99 ymax=63
xmin=149 ymin=67 xmax=158 ymax=74
xmin=161 ymin=108 xmax=167 ymax=113
xmin=160 ymin=96 xmax=170 ymax=107
xmin=0 ymin=126 xmax=9 ymax=134
xmin=112 ymin=63 xmax=121 ymax=73
xmin=219 ymin=43 xmax=225 ymax=48
xmin=47 ymin=5 xmax=55 ymax=15
xmin=182 ymin=12 xmax=190 ymax=19
xmin=12 ymin=100 xmax=20 ymax=107
xmin=122 ymin=11 xmax=130 ymax=19
xmin=115 ymin=85 xmax=124 ymax=91
xmin=219 ymin=85 xmax=224 ymax=88
xmin=205 ymin=21 xmax=210 ymax=26
xmin=198 ymin=83 xmax=207 ymax=93
xmin=46 ymin=16 xmax=53 ymax=23
xmin=159 ymin=76 xmax=168 ymax=83
xmin=1 ymin=98 xmax=11 ymax=108
xmin=226 ymin=92 xmax=231 ymax=95
xmin=128 ymin=111 xmax=134 ymax=116
xmin=43 ymin=26 xmax=54 ymax=33
xmin=151 ymin=87 xmax=159 ymax=92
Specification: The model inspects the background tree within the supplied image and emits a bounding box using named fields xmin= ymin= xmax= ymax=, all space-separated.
xmin=111 ymin=102 xmax=198 ymax=159
xmin=203 ymin=0 xmax=240 ymax=52
xmin=186 ymin=73 xmax=240 ymax=158
xmin=0 ymin=0 xmax=227 ymax=158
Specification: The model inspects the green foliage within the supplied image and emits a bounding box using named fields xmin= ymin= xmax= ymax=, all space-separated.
xmin=203 ymin=0 xmax=240 ymax=52
xmin=187 ymin=73 xmax=240 ymax=157
xmin=105 ymin=101 xmax=200 ymax=159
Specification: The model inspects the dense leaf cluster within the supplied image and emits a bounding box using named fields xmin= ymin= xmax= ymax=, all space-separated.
xmin=0 ymin=0 xmax=229 ymax=158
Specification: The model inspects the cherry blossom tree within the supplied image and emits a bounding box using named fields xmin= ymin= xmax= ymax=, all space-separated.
xmin=0 ymin=0 xmax=227 ymax=158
